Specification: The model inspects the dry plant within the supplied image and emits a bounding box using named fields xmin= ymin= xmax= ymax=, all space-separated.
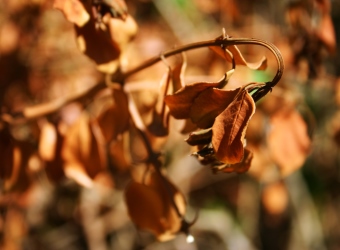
xmin=0 ymin=0 xmax=338 ymax=249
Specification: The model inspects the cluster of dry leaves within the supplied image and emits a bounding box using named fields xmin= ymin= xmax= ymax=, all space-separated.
xmin=0 ymin=0 xmax=338 ymax=247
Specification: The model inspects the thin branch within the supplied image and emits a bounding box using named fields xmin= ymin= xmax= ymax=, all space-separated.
xmin=1 ymin=37 xmax=283 ymax=124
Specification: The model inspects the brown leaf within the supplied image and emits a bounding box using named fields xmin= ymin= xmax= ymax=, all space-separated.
xmin=125 ymin=169 xmax=186 ymax=241
xmin=62 ymin=113 xmax=107 ymax=187
xmin=316 ymin=13 xmax=336 ymax=54
xmin=75 ymin=19 xmax=121 ymax=73
xmin=212 ymin=89 xmax=256 ymax=164
xmin=108 ymin=135 xmax=131 ymax=172
xmin=171 ymin=53 xmax=187 ymax=92
xmin=147 ymin=69 xmax=171 ymax=137
xmin=53 ymin=0 xmax=90 ymax=27
xmin=0 ymin=127 xmax=14 ymax=180
xmin=267 ymin=108 xmax=311 ymax=177
xmin=4 ymin=141 xmax=33 ymax=192
xmin=94 ymin=0 xmax=128 ymax=20
xmin=190 ymin=87 xmax=241 ymax=128
xmin=38 ymin=121 xmax=57 ymax=162
xmin=185 ymin=128 xmax=212 ymax=146
xmin=97 ymin=88 xmax=130 ymax=143
xmin=212 ymin=148 xmax=253 ymax=173
xmin=210 ymin=40 xmax=267 ymax=70
xmin=164 ymin=73 xmax=228 ymax=119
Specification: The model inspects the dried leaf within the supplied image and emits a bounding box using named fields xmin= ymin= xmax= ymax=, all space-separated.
xmin=38 ymin=121 xmax=57 ymax=162
xmin=4 ymin=141 xmax=32 ymax=192
xmin=97 ymin=88 xmax=130 ymax=143
xmin=147 ymin=69 xmax=171 ymax=137
xmin=190 ymin=87 xmax=241 ymax=128
xmin=53 ymin=0 xmax=90 ymax=27
xmin=316 ymin=13 xmax=336 ymax=54
xmin=267 ymin=108 xmax=311 ymax=177
xmin=62 ymin=113 xmax=107 ymax=187
xmin=0 ymin=127 xmax=14 ymax=179
xmin=171 ymin=53 xmax=187 ymax=92
xmin=75 ymin=19 xmax=121 ymax=73
xmin=109 ymin=135 xmax=131 ymax=172
xmin=164 ymin=73 xmax=228 ymax=119
xmin=185 ymin=128 xmax=212 ymax=146
xmin=212 ymin=89 xmax=256 ymax=164
xmin=125 ymin=169 xmax=186 ymax=241
xmin=210 ymin=40 xmax=267 ymax=70
xmin=212 ymin=148 xmax=253 ymax=173
xmin=93 ymin=0 xmax=128 ymax=20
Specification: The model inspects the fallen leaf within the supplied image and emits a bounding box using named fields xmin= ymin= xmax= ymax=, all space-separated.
xmin=212 ymin=89 xmax=256 ymax=164
xmin=267 ymin=108 xmax=311 ymax=177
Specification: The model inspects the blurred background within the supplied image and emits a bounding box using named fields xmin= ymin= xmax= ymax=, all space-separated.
xmin=1 ymin=0 xmax=340 ymax=249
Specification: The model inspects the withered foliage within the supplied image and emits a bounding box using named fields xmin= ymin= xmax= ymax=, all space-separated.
xmin=0 ymin=0 xmax=338 ymax=249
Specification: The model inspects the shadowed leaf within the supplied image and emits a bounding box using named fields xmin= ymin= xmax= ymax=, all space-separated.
xmin=190 ymin=87 xmax=240 ymax=128
xmin=125 ymin=169 xmax=186 ymax=241
xmin=164 ymin=73 xmax=228 ymax=119
xmin=97 ymin=88 xmax=130 ymax=143
xmin=212 ymin=148 xmax=253 ymax=173
xmin=62 ymin=113 xmax=107 ymax=187
xmin=53 ymin=0 xmax=90 ymax=27
xmin=212 ymin=89 xmax=255 ymax=164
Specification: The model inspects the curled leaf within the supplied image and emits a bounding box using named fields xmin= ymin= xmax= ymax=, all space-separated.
xmin=212 ymin=89 xmax=256 ymax=164
xmin=62 ymin=113 xmax=107 ymax=188
xmin=97 ymin=88 xmax=130 ymax=143
xmin=53 ymin=0 xmax=90 ymax=27
xmin=190 ymin=86 xmax=240 ymax=128
xmin=75 ymin=19 xmax=121 ymax=73
xmin=125 ymin=169 xmax=186 ymax=241
xmin=212 ymin=148 xmax=253 ymax=174
xmin=211 ymin=36 xmax=267 ymax=70
xmin=164 ymin=73 xmax=229 ymax=119
xmin=38 ymin=121 xmax=65 ymax=183
xmin=185 ymin=128 xmax=212 ymax=146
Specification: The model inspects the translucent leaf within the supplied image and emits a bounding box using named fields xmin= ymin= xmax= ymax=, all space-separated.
xmin=97 ymin=88 xmax=129 ymax=143
xmin=62 ymin=113 xmax=107 ymax=187
xmin=53 ymin=0 xmax=90 ymax=27
xmin=125 ymin=169 xmax=186 ymax=241
xmin=267 ymin=108 xmax=311 ymax=177
xmin=147 ymin=69 xmax=171 ymax=137
xmin=212 ymin=89 xmax=256 ymax=164
xmin=210 ymin=40 xmax=267 ymax=70
xmin=39 ymin=121 xmax=65 ymax=183
xmin=212 ymin=148 xmax=253 ymax=173
xmin=38 ymin=121 xmax=57 ymax=162
xmin=75 ymin=19 xmax=121 ymax=73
